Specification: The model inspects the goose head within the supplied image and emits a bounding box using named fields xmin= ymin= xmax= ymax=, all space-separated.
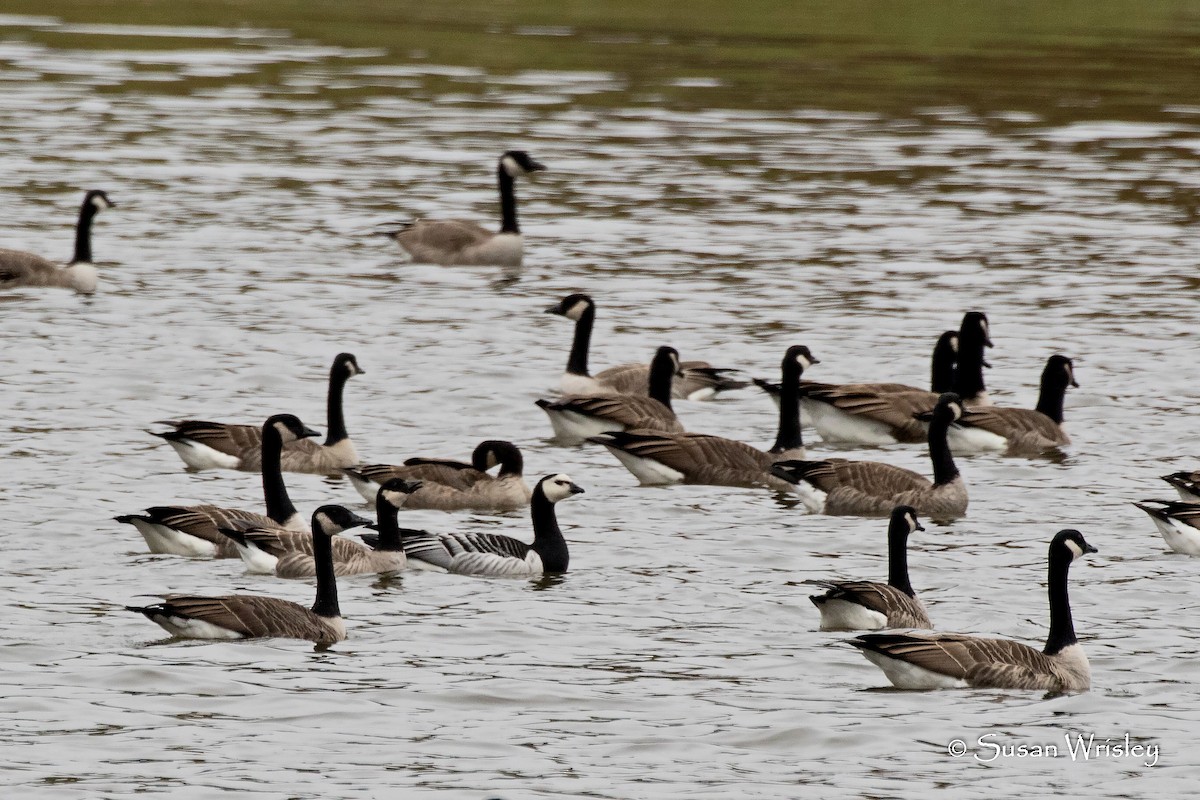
xmin=914 ymin=392 xmax=965 ymax=423
xmin=500 ymin=150 xmax=546 ymax=177
xmin=782 ymin=344 xmax=819 ymax=376
xmin=473 ymin=440 xmax=523 ymax=474
xmin=545 ymin=293 xmax=594 ymax=321
xmin=1045 ymin=354 xmax=1078 ymax=390
xmin=266 ymin=413 xmax=320 ymax=443
xmin=312 ymin=504 xmax=373 ymax=536
xmin=538 ymin=473 xmax=585 ymax=503
xmin=652 ymin=345 xmax=683 ymax=377
xmin=377 ymin=478 xmax=424 ymax=510
xmin=1053 ymin=528 xmax=1097 ymax=560
xmin=83 ymin=189 xmax=115 ymax=213
xmin=890 ymin=504 xmax=924 ymax=536
xmin=333 ymin=352 xmax=364 ymax=379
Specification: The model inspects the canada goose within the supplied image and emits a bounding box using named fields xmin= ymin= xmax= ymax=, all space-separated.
xmin=115 ymin=414 xmax=318 ymax=557
xmin=1133 ymin=500 xmax=1200 ymax=555
xmin=587 ymin=345 xmax=814 ymax=489
xmin=536 ymin=346 xmax=683 ymax=444
xmin=799 ymin=313 xmax=992 ymax=445
xmin=343 ymin=440 xmax=531 ymax=511
xmin=153 ymin=353 xmax=363 ymax=473
xmin=545 ymin=293 xmax=746 ymax=400
xmin=807 ymin=506 xmax=931 ymax=631
xmin=368 ymin=474 xmax=583 ymax=576
xmin=756 ymin=330 xmax=957 ymax=412
xmin=945 ymin=355 xmax=1077 ymax=454
xmin=383 ymin=150 xmax=545 ymax=266
xmin=222 ymin=483 xmax=419 ymax=576
xmin=770 ymin=393 xmax=968 ymax=519
xmin=126 ymin=506 xmax=354 ymax=644
xmin=1161 ymin=471 xmax=1200 ymax=503
xmin=0 ymin=190 xmax=114 ymax=295
xmin=850 ymin=529 xmax=1096 ymax=692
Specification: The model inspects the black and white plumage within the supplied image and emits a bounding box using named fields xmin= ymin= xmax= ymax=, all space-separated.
xmin=1133 ymin=500 xmax=1200 ymax=555
xmin=152 ymin=353 xmax=363 ymax=473
xmin=115 ymin=414 xmax=318 ymax=557
xmin=770 ymin=393 xmax=968 ymax=519
xmin=798 ymin=313 xmax=992 ymax=446
xmin=545 ymin=293 xmax=746 ymax=400
xmin=126 ymin=507 xmax=353 ymax=644
xmin=1161 ymin=470 xmax=1200 ymax=503
xmin=850 ymin=529 xmax=1096 ymax=692
xmin=0 ymin=190 xmax=114 ymax=294
xmin=946 ymin=355 xmax=1077 ymax=454
xmin=382 ymin=150 xmax=545 ymax=267
xmin=807 ymin=506 xmax=931 ymax=631
xmin=588 ymin=345 xmax=814 ymax=489
xmin=536 ymin=346 xmax=683 ymax=444
xmin=379 ymin=474 xmax=583 ymax=577
xmin=344 ymin=440 xmax=531 ymax=511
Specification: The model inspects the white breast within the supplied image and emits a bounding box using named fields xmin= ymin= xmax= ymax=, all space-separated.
xmin=806 ymin=401 xmax=900 ymax=446
xmin=815 ymin=599 xmax=888 ymax=631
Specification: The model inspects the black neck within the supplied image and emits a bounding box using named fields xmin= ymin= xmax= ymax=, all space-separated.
xmin=498 ymin=448 xmax=524 ymax=477
xmin=72 ymin=202 xmax=97 ymax=264
xmin=1035 ymin=372 xmax=1068 ymax=424
xmin=927 ymin=412 xmax=959 ymax=486
xmin=1043 ymin=546 xmax=1077 ymax=654
xmin=261 ymin=426 xmax=300 ymax=524
xmin=769 ymin=360 xmax=804 ymax=454
xmin=886 ymin=521 xmax=915 ymax=597
xmin=310 ymin=528 xmax=341 ymax=618
xmin=498 ymin=166 xmax=519 ymax=234
xmin=931 ymin=340 xmax=956 ymax=394
xmin=953 ymin=335 xmax=987 ymax=401
xmin=530 ymin=489 xmax=569 ymax=572
xmin=648 ymin=358 xmax=675 ymax=411
xmin=324 ymin=368 xmax=350 ymax=446
xmin=566 ymin=305 xmax=595 ymax=376
xmin=375 ymin=500 xmax=402 ymax=551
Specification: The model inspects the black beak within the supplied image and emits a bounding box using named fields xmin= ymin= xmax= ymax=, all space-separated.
xmin=915 ymin=522 xmax=926 ymax=532
xmin=528 ymin=160 xmax=547 ymax=172
xmin=1085 ymin=543 xmax=1098 ymax=554
xmin=809 ymin=357 xmax=821 ymax=366
xmin=544 ymin=303 xmax=564 ymax=315
xmin=401 ymin=479 xmax=423 ymax=493
xmin=913 ymin=408 xmax=935 ymax=422
xmin=569 ymin=483 xmax=585 ymax=495
xmin=302 ymin=426 xmax=321 ymax=438
xmin=982 ymin=358 xmax=992 ymax=369
xmin=1070 ymin=376 xmax=1079 ymax=388
xmin=347 ymin=511 xmax=373 ymax=528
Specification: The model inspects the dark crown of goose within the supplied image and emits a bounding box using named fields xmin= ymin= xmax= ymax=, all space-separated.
xmin=653 ymin=345 xmax=681 ymax=370
xmin=377 ymin=477 xmax=423 ymax=507
xmin=961 ymin=311 xmax=993 ymax=348
xmin=783 ymin=345 xmax=818 ymax=371
xmin=545 ymin=292 xmax=593 ymax=316
xmin=266 ymin=413 xmax=320 ymax=442
xmin=501 ymin=150 xmax=546 ymax=174
xmin=312 ymin=504 xmax=372 ymax=535
xmin=890 ymin=504 xmax=924 ymax=533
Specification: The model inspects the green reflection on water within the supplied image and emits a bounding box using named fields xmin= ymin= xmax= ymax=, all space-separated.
xmin=3 ymin=1 xmax=1199 ymax=119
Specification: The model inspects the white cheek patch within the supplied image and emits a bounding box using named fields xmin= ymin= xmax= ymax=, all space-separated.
xmin=501 ymin=155 xmax=521 ymax=176
xmin=950 ymin=337 xmax=959 ymax=353
xmin=273 ymin=421 xmax=292 ymax=440
xmin=315 ymin=512 xmax=333 ymax=532
xmin=796 ymin=354 xmax=812 ymax=370
xmin=906 ymin=513 xmax=918 ymax=531
xmin=91 ymin=195 xmax=109 ymax=210
xmin=382 ymin=490 xmax=408 ymax=508
xmin=565 ymin=300 xmax=587 ymax=321
xmin=1065 ymin=539 xmax=1084 ymax=558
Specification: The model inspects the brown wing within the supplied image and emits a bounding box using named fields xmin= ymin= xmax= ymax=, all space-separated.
xmin=158 ymin=421 xmax=263 ymax=459
xmin=146 ymin=504 xmax=281 ymax=548
xmin=812 ymin=459 xmax=931 ymax=495
xmin=855 ymin=633 xmax=1070 ymax=690
xmin=548 ymin=395 xmax=682 ymax=432
xmin=811 ymin=581 xmax=931 ymax=628
xmin=0 ymin=249 xmax=63 ymax=287
xmin=595 ymin=360 xmax=742 ymax=398
xmin=394 ymin=219 xmax=493 ymax=262
xmin=801 ymin=383 xmax=935 ymax=442
xmin=159 ymin=594 xmax=335 ymax=641
xmin=598 ymin=430 xmax=778 ymax=487
xmin=354 ymin=462 xmax=484 ymax=491
xmin=960 ymin=407 xmax=1068 ymax=452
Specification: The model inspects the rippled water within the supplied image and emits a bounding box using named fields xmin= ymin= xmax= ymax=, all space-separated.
xmin=2 ymin=11 xmax=1200 ymax=798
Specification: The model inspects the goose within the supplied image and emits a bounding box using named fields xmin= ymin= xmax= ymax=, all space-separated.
xmin=770 ymin=393 xmax=968 ymax=519
xmin=944 ymin=355 xmax=1077 ymax=454
xmin=153 ymin=353 xmax=363 ymax=473
xmin=125 ymin=506 xmax=354 ymax=644
xmin=545 ymin=293 xmax=746 ymax=400
xmin=383 ymin=150 xmax=545 ymax=266
xmin=343 ymin=440 xmax=531 ymax=511
xmin=365 ymin=474 xmax=583 ymax=576
xmin=755 ymin=330 xmax=957 ymax=413
xmin=798 ymin=312 xmax=992 ymax=445
xmin=536 ymin=346 xmax=683 ymax=444
xmin=221 ymin=482 xmax=420 ymax=576
xmin=850 ymin=529 xmax=1096 ymax=692
xmin=0 ymin=190 xmax=114 ymax=295
xmin=1133 ymin=500 xmax=1200 ymax=555
xmin=807 ymin=506 xmax=931 ymax=631
xmin=115 ymin=414 xmax=318 ymax=557
xmin=1160 ymin=471 xmax=1200 ymax=503
xmin=587 ymin=345 xmax=814 ymax=489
